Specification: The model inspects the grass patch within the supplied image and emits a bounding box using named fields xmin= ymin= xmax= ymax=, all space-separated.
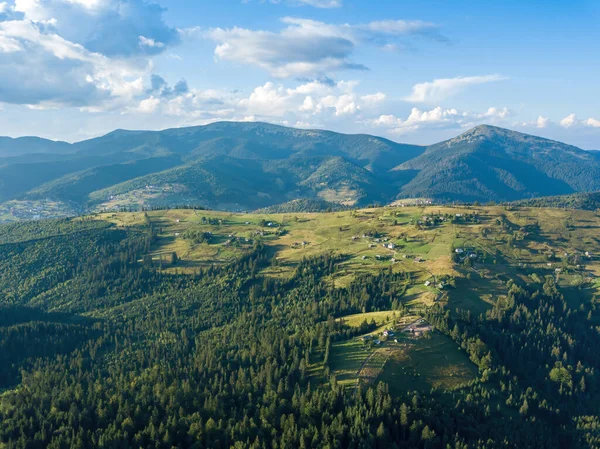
xmin=378 ymin=333 xmax=478 ymax=395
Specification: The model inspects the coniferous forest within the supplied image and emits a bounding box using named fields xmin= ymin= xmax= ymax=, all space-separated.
xmin=1 ymin=213 xmax=599 ymax=449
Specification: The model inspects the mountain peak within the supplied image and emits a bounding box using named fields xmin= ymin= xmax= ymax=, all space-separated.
xmin=458 ymin=124 xmax=513 ymax=139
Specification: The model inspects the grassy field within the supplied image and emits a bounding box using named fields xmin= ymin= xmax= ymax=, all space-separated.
xmin=330 ymin=339 xmax=373 ymax=388
xmin=338 ymin=311 xmax=401 ymax=329
xmin=89 ymin=204 xmax=600 ymax=395
xmin=90 ymin=204 xmax=600 ymax=310
xmin=377 ymin=333 xmax=478 ymax=394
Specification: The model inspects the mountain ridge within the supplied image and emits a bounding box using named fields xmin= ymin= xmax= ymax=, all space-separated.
xmin=1 ymin=122 xmax=600 ymax=218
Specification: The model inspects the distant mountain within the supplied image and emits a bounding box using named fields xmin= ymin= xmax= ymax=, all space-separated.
xmin=1 ymin=122 xmax=600 ymax=216
xmin=0 ymin=122 xmax=422 ymax=211
xmin=0 ymin=136 xmax=72 ymax=157
xmin=393 ymin=125 xmax=600 ymax=202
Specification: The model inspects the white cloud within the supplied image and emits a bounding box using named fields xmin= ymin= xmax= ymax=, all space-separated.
xmin=245 ymin=0 xmax=342 ymax=7
xmin=404 ymin=74 xmax=507 ymax=103
xmin=560 ymin=113 xmax=600 ymax=129
xmin=536 ymin=116 xmax=549 ymax=128
xmin=475 ymin=107 xmax=512 ymax=120
xmin=120 ymin=78 xmax=391 ymax=133
xmin=207 ymin=17 xmax=445 ymax=78
xmin=0 ymin=17 xmax=151 ymax=107
xmin=0 ymin=0 xmax=179 ymax=108
xmin=13 ymin=0 xmax=179 ymax=57
xmin=139 ymin=35 xmax=165 ymax=48
xmin=0 ymin=34 xmax=21 ymax=52
xmin=237 ymin=80 xmax=367 ymax=118
xmin=560 ymin=113 xmax=577 ymax=128
xmin=587 ymin=118 xmax=600 ymax=128
xmin=133 ymin=95 xmax=160 ymax=113
xmin=360 ymin=92 xmax=386 ymax=106
xmin=296 ymin=0 xmax=341 ymax=7
xmin=63 ymin=0 xmax=107 ymax=9
xmin=370 ymin=105 xmax=513 ymax=135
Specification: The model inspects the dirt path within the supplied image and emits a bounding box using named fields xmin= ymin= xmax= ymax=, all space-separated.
xmin=357 ymin=348 xmax=380 ymax=376
xmin=353 ymin=348 xmax=390 ymax=394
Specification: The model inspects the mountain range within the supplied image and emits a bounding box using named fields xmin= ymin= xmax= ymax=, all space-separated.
xmin=2 ymin=122 xmax=600 ymax=215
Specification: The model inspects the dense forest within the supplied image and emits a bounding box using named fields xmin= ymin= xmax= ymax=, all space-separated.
xmin=1 ymin=215 xmax=599 ymax=448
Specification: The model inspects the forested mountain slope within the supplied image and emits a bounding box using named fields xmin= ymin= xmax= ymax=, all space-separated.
xmin=394 ymin=125 xmax=600 ymax=202
xmin=2 ymin=123 xmax=600 ymax=220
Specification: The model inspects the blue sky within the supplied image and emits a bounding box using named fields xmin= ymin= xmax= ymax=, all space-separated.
xmin=0 ymin=0 xmax=598 ymax=148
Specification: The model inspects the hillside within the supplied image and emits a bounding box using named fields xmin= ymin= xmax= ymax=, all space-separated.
xmin=2 ymin=206 xmax=600 ymax=447
xmin=2 ymin=122 xmax=600 ymax=220
xmin=510 ymin=191 xmax=600 ymax=210
xmin=394 ymin=125 xmax=600 ymax=202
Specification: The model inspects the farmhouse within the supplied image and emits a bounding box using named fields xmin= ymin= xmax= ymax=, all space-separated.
xmin=387 ymin=243 xmax=396 ymax=249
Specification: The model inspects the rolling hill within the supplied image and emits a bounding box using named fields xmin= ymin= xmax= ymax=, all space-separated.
xmin=1 ymin=122 xmax=600 ymax=219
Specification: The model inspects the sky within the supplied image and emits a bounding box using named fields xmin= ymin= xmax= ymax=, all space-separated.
xmin=0 ymin=0 xmax=599 ymax=148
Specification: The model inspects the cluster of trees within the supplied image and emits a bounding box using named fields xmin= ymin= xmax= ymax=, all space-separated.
xmin=0 ymin=216 xmax=599 ymax=448
xmin=183 ymin=230 xmax=213 ymax=244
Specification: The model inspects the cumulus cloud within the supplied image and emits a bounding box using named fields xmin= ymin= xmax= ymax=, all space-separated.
xmin=515 ymin=115 xmax=600 ymax=135
xmin=404 ymin=75 xmax=507 ymax=103
xmin=0 ymin=0 xmax=179 ymax=107
xmin=587 ymin=118 xmax=600 ymax=128
xmin=370 ymin=105 xmax=513 ymax=135
xmin=207 ymin=17 xmax=445 ymax=78
xmin=0 ymin=18 xmax=147 ymax=106
xmin=560 ymin=113 xmax=577 ymax=128
xmin=535 ymin=116 xmax=549 ymax=128
xmin=126 ymin=78 xmax=390 ymax=133
xmin=13 ymin=0 xmax=178 ymax=57
xmin=360 ymin=92 xmax=386 ymax=106
xmin=559 ymin=113 xmax=600 ymax=129
xmin=139 ymin=35 xmax=165 ymax=49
